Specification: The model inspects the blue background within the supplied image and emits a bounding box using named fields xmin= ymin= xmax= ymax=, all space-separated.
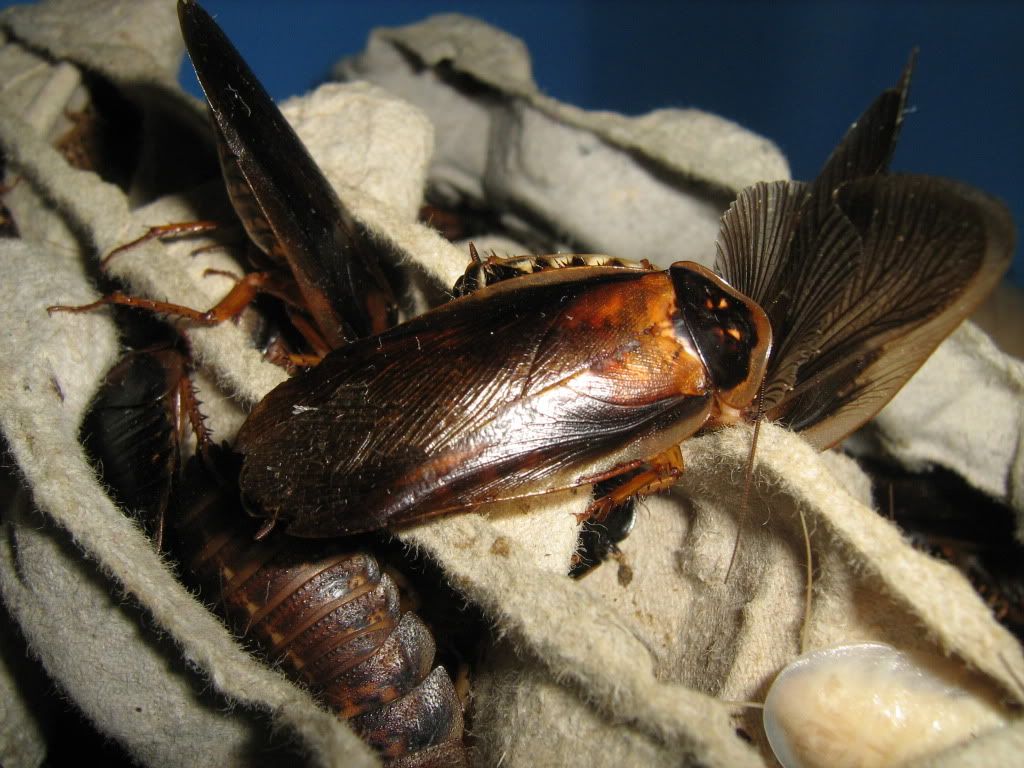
xmin=10 ymin=0 xmax=1024 ymax=285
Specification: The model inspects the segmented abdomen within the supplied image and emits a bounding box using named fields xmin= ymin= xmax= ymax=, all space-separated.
xmin=174 ymin=455 xmax=467 ymax=766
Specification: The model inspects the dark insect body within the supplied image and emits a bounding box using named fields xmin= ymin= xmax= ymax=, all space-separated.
xmin=863 ymin=457 xmax=1024 ymax=642
xmin=238 ymin=258 xmax=771 ymax=536
xmin=176 ymin=449 xmax=467 ymax=765
xmin=235 ymin=53 xmax=1013 ymax=540
xmin=76 ymin=2 xmax=468 ymax=765
xmin=178 ymin=0 xmax=398 ymax=349
xmin=82 ymin=350 xmax=467 ymax=766
xmin=568 ymin=476 xmax=638 ymax=583
xmin=77 ymin=311 xmax=197 ymax=549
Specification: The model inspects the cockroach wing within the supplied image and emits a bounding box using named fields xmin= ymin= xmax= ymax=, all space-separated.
xmin=717 ymin=176 xmax=1014 ymax=450
xmin=177 ymin=0 xmax=397 ymax=346
xmin=236 ymin=267 xmax=713 ymax=536
xmin=716 ymin=57 xmax=915 ymax=416
xmin=716 ymin=53 xmax=1013 ymax=449
xmin=806 ymin=52 xmax=913 ymax=223
xmin=776 ymin=175 xmax=1013 ymax=449
xmin=81 ymin=349 xmax=185 ymax=544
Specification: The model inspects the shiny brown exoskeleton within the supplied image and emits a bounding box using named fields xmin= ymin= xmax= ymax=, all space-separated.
xmin=82 ymin=350 xmax=467 ymax=766
xmin=234 ymin=53 xmax=1014 ymax=542
xmin=237 ymin=260 xmax=771 ymax=537
xmin=78 ymin=312 xmax=200 ymax=550
xmin=175 ymin=449 xmax=467 ymax=765
xmin=177 ymin=2 xmax=398 ymax=348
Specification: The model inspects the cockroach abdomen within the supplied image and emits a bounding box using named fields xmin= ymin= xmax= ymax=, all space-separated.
xmin=172 ymin=449 xmax=466 ymax=765
xmin=352 ymin=665 xmax=466 ymax=758
xmin=324 ymin=612 xmax=437 ymax=717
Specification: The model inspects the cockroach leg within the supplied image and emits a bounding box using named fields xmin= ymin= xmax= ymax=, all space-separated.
xmin=101 ymin=221 xmax=222 ymax=267
xmin=283 ymin=353 xmax=325 ymax=369
xmin=201 ymin=267 xmax=242 ymax=280
xmin=253 ymin=517 xmax=277 ymax=541
xmin=47 ymin=271 xmax=274 ymax=325
xmin=578 ymin=459 xmax=647 ymax=486
xmin=570 ymin=487 xmax=638 ymax=582
xmin=577 ymin=446 xmax=685 ymax=525
xmin=175 ymin=361 xmax=212 ymax=459
xmin=277 ymin=307 xmax=331 ymax=360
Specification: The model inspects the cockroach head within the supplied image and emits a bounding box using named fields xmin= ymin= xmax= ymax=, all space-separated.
xmin=669 ymin=261 xmax=772 ymax=411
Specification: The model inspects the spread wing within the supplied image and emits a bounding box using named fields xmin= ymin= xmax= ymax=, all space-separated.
xmin=178 ymin=0 xmax=397 ymax=345
xmin=715 ymin=57 xmax=1014 ymax=448
xmin=236 ymin=268 xmax=708 ymax=535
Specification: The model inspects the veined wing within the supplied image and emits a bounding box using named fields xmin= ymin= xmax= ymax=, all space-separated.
xmin=715 ymin=58 xmax=1013 ymax=448
xmin=178 ymin=0 xmax=397 ymax=346
xmin=236 ymin=267 xmax=711 ymax=535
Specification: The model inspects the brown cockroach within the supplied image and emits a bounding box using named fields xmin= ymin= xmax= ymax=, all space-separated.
xmin=78 ymin=310 xmax=197 ymax=549
xmin=174 ymin=449 xmax=466 ymax=766
xmin=73 ymin=1 xmax=468 ymax=764
xmin=173 ymin=0 xmax=399 ymax=349
xmin=233 ymin=55 xmax=1014 ymax=540
xmin=80 ymin=337 xmax=467 ymax=766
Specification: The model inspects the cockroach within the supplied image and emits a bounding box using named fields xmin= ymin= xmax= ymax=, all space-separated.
xmin=65 ymin=0 xmax=399 ymax=356
xmin=81 ymin=340 xmax=467 ymax=766
xmin=177 ymin=0 xmax=399 ymax=348
xmin=73 ymin=2 xmax=469 ymax=764
xmin=78 ymin=309 xmax=198 ymax=549
xmin=233 ymin=55 xmax=1014 ymax=541
xmin=174 ymin=450 xmax=467 ymax=766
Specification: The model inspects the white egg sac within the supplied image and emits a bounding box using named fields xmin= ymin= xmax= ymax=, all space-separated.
xmin=762 ymin=642 xmax=1009 ymax=768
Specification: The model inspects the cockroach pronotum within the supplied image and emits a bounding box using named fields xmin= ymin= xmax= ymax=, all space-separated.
xmin=234 ymin=54 xmax=1013 ymax=540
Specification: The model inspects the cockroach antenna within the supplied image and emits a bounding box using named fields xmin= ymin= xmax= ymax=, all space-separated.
xmin=725 ymin=376 xmax=766 ymax=584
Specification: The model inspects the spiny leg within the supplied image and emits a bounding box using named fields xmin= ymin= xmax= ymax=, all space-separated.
xmin=101 ymin=221 xmax=223 ymax=267
xmin=46 ymin=270 xmax=298 ymax=331
xmin=577 ymin=445 xmax=685 ymax=525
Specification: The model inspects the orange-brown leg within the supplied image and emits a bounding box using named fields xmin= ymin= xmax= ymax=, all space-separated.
xmin=282 ymin=309 xmax=331 ymax=361
xmin=101 ymin=221 xmax=223 ymax=267
xmin=47 ymin=271 xmax=275 ymax=325
xmin=137 ymin=346 xmax=209 ymax=552
xmin=577 ymin=445 xmax=685 ymax=525
xmin=174 ymin=366 xmax=212 ymax=460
